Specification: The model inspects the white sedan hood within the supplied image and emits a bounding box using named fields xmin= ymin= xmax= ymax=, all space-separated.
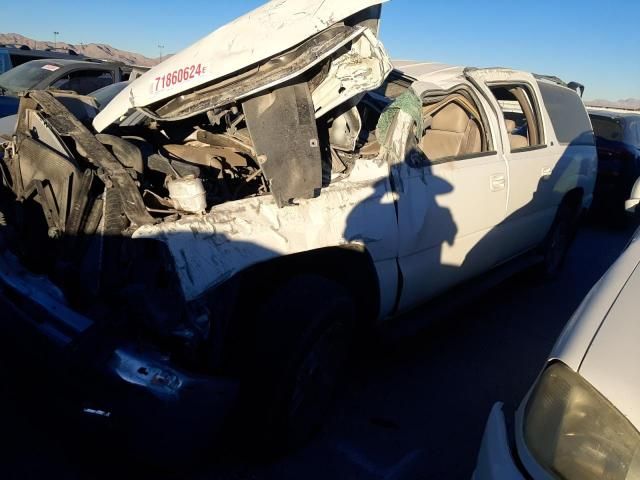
xmin=94 ymin=0 xmax=387 ymax=132
xmin=551 ymin=232 xmax=640 ymax=430
xmin=578 ymin=245 xmax=640 ymax=429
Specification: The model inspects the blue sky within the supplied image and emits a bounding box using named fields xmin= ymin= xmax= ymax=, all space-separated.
xmin=4 ymin=0 xmax=639 ymax=100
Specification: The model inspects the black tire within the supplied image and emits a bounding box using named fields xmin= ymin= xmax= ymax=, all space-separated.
xmin=538 ymin=199 xmax=581 ymax=278
xmin=240 ymin=274 xmax=357 ymax=455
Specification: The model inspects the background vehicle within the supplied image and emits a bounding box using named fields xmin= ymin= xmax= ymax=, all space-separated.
xmin=474 ymin=224 xmax=640 ymax=480
xmin=0 ymin=0 xmax=597 ymax=454
xmin=0 ymin=59 xmax=127 ymax=117
xmin=0 ymin=81 xmax=128 ymax=138
xmin=0 ymin=44 xmax=85 ymax=74
xmin=588 ymin=108 xmax=640 ymax=218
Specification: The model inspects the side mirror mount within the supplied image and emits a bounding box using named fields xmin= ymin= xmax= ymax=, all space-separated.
xmin=567 ymin=81 xmax=585 ymax=98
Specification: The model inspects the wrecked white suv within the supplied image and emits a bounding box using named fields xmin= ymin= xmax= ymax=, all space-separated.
xmin=0 ymin=0 xmax=597 ymax=452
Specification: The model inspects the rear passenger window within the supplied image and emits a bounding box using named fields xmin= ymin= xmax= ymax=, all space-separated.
xmin=489 ymin=84 xmax=544 ymax=152
xmin=537 ymin=81 xmax=595 ymax=146
xmin=0 ymin=51 xmax=11 ymax=74
xmin=590 ymin=116 xmax=624 ymax=142
xmin=630 ymin=121 xmax=640 ymax=146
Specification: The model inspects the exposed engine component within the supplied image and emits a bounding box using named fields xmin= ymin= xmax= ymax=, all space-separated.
xmin=166 ymin=176 xmax=207 ymax=214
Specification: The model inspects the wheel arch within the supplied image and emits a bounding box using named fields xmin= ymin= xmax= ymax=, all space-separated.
xmin=237 ymin=244 xmax=380 ymax=324
xmin=208 ymin=244 xmax=381 ymax=371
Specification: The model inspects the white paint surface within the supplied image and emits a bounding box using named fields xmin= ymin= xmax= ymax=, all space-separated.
xmin=94 ymin=0 xmax=386 ymax=131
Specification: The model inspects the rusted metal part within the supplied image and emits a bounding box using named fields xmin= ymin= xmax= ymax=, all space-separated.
xmin=196 ymin=130 xmax=255 ymax=157
xmin=27 ymin=91 xmax=153 ymax=228
xmin=164 ymin=144 xmax=229 ymax=170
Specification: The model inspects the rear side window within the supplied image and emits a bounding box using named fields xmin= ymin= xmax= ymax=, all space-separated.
xmin=0 ymin=51 xmax=11 ymax=74
xmin=590 ymin=116 xmax=624 ymax=142
xmin=629 ymin=120 xmax=640 ymax=146
xmin=537 ymin=81 xmax=595 ymax=146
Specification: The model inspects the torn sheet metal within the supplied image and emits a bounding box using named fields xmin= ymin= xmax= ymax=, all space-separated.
xmin=153 ymin=25 xmax=371 ymax=122
xmin=94 ymin=0 xmax=387 ymax=131
xmin=132 ymin=159 xmax=398 ymax=304
xmin=312 ymin=29 xmax=393 ymax=118
xmin=395 ymin=62 xmax=466 ymax=92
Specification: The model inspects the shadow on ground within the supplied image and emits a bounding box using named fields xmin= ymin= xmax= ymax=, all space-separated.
xmin=0 ymin=221 xmax=633 ymax=480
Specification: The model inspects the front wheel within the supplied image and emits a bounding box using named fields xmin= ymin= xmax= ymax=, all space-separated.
xmin=240 ymin=274 xmax=357 ymax=455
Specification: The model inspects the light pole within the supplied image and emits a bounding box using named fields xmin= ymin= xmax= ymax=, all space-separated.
xmin=53 ymin=31 xmax=59 ymax=50
xmin=158 ymin=44 xmax=165 ymax=62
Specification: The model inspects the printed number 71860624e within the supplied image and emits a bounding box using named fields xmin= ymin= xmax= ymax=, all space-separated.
xmin=154 ymin=64 xmax=207 ymax=92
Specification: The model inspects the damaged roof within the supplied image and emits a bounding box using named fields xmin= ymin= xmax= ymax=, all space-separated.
xmin=393 ymin=60 xmax=466 ymax=92
xmin=94 ymin=0 xmax=387 ymax=132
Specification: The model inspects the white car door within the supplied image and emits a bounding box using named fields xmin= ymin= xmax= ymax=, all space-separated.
xmin=389 ymin=85 xmax=509 ymax=312
xmin=466 ymin=69 xmax=564 ymax=259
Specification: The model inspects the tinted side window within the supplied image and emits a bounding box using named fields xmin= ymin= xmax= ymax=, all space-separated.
xmin=629 ymin=120 xmax=640 ymax=146
xmin=590 ymin=116 xmax=624 ymax=142
xmin=10 ymin=54 xmax=39 ymax=67
xmin=0 ymin=51 xmax=11 ymax=74
xmin=537 ymin=81 xmax=595 ymax=146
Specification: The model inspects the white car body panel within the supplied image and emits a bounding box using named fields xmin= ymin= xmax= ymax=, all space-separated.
xmin=12 ymin=3 xmax=595 ymax=330
xmin=390 ymin=67 xmax=595 ymax=311
xmin=397 ymin=73 xmax=509 ymax=311
xmin=475 ymin=229 xmax=640 ymax=479
xmin=473 ymin=403 xmax=526 ymax=480
xmin=551 ymin=234 xmax=640 ymax=370
xmin=577 ymin=250 xmax=640 ymax=428
xmin=93 ymin=0 xmax=386 ymax=132
xmin=126 ymin=62 xmax=596 ymax=322
xmin=133 ymin=158 xmax=401 ymax=318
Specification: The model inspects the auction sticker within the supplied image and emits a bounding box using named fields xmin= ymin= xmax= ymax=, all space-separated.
xmin=153 ymin=63 xmax=208 ymax=93
xmin=41 ymin=64 xmax=60 ymax=72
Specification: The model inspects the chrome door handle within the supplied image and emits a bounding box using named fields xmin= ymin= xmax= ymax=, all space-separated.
xmin=490 ymin=173 xmax=506 ymax=192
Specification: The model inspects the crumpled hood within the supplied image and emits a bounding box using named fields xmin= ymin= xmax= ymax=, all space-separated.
xmin=93 ymin=0 xmax=387 ymax=132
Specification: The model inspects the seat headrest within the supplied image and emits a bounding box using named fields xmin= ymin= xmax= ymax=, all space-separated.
xmin=509 ymin=134 xmax=529 ymax=150
xmin=431 ymin=103 xmax=469 ymax=133
xmin=505 ymin=119 xmax=517 ymax=132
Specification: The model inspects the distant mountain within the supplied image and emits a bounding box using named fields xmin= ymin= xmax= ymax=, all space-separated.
xmin=586 ymin=98 xmax=640 ymax=111
xmin=0 ymin=33 xmax=162 ymax=67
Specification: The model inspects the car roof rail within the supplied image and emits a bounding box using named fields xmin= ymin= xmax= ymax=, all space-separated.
xmin=534 ymin=74 xmax=585 ymax=97
xmin=534 ymin=74 xmax=568 ymax=87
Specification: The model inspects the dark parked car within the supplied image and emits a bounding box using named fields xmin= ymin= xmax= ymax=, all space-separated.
xmin=0 ymin=44 xmax=85 ymax=74
xmin=589 ymin=109 xmax=640 ymax=216
xmin=0 ymin=59 xmax=126 ymax=117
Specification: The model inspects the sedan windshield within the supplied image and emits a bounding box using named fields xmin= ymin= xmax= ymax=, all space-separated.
xmin=0 ymin=60 xmax=61 ymax=94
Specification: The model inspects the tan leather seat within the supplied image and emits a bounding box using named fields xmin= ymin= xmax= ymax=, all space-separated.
xmin=505 ymin=119 xmax=528 ymax=150
xmin=421 ymin=103 xmax=481 ymax=160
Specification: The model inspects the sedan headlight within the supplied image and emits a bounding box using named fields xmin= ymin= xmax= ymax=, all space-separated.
xmin=524 ymin=362 xmax=640 ymax=479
